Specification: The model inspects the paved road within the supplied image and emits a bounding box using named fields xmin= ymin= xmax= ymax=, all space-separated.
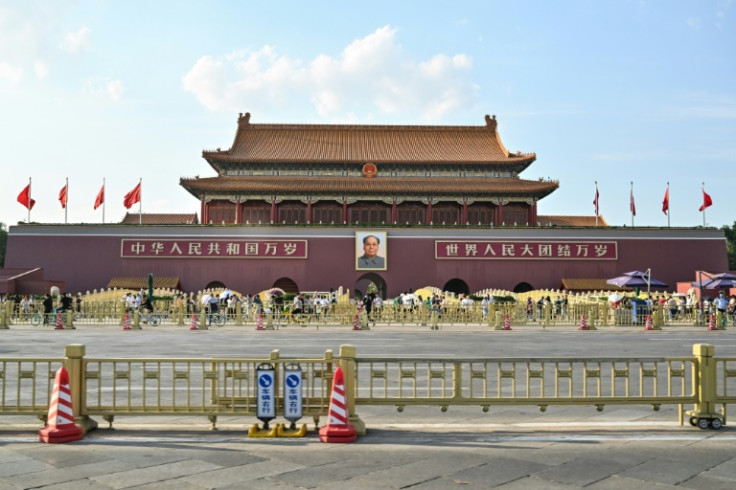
xmin=1 ymin=324 xmax=735 ymax=489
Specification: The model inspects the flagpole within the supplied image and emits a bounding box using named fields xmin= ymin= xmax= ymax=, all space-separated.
xmin=666 ymin=182 xmax=670 ymax=228
xmin=102 ymin=178 xmax=106 ymax=224
xmin=702 ymin=182 xmax=706 ymax=227
xmin=594 ymin=181 xmax=598 ymax=227
xmin=64 ymin=177 xmax=68 ymax=224
xmin=138 ymin=178 xmax=142 ymax=225
xmin=27 ymin=177 xmax=31 ymax=224
xmin=630 ymin=181 xmax=634 ymax=228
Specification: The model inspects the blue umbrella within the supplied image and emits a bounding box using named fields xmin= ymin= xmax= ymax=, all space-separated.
xmin=694 ymin=272 xmax=736 ymax=289
xmin=607 ymin=270 xmax=668 ymax=289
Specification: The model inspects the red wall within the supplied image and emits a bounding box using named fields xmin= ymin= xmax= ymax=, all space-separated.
xmin=4 ymin=225 xmax=728 ymax=297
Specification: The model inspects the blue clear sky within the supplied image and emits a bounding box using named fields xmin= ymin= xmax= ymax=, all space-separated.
xmin=1 ymin=0 xmax=734 ymax=228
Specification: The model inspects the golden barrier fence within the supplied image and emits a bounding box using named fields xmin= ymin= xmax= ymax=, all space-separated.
xmin=1 ymin=300 xmax=726 ymax=328
xmin=0 ymin=344 xmax=734 ymax=433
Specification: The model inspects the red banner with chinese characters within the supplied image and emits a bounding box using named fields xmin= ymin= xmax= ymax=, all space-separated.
xmin=121 ymin=239 xmax=307 ymax=259
xmin=435 ymin=240 xmax=617 ymax=260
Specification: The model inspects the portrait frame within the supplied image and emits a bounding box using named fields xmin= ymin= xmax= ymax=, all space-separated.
xmin=355 ymin=231 xmax=387 ymax=271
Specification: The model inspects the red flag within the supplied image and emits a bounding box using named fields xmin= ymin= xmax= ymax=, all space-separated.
xmin=123 ymin=182 xmax=141 ymax=209
xmin=629 ymin=188 xmax=636 ymax=216
xmin=662 ymin=188 xmax=669 ymax=215
xmin=593 ymin=185 xmax=599 ymax=215
xmin=699 ymin=189 xmax=713 ymax=212
xmin=58 ymin=184 xmax=68 ymax=209
xmin=94 ymin=185 xmax=104 ymax=210
xmin=17 ymin=184 xmax=36 ymax=210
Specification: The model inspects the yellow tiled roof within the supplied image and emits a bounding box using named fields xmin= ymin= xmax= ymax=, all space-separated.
xmin=560 ymin=278 xmax=631 ymax=292
xmin=538 ymin=215 xmax=609 ymax=227
xmin=203 ymin=113 xmax=535 ymax=166
xmin=106 ymin=277 xmax=181 ymax=290
xmin=121 ymin=213 xmax=198 ymax=225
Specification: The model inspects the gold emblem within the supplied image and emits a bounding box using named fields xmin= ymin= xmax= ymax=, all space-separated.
xmin=362 ymin=162 xmax=377 ymax=178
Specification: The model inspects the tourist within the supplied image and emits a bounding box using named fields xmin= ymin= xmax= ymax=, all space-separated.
xmin=42 ymin=294 xmax=53 ymax=325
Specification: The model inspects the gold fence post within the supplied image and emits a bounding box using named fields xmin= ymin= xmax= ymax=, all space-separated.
xmin=235 ymin=301 xmax=243 ymax=326
xmin=693 ymin=343 xmax=718 ymax=420
xmin=64 ymin=344 xmax=97 ymax=434
xmin=201 ymin=307 xmax=209 ymax=329
xmin=177 ymin=302 xmax=185 ymax=326
xmin=339 ymin=344 xmax=365 ymax=435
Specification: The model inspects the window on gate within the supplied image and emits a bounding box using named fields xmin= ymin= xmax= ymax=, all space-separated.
xmin=209 ymin=204 xmax=235 ymax=224
xmin=397 ymin=203 xmax=425 ymax=224
xmin=278 ymin=202 xmax=306 ymax=223
xmin=432 ymin=204 xmax=460 ymax=224
xmin=467 ymin=204 xmax=494 ymax=225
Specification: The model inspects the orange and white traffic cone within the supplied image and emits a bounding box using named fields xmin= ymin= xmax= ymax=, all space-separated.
xmin=319 ymin=366 xmax=357 ymax=443
xmin=644 ymin=314 xmax=653 ymax=331
xmin=353 ymin=314 xmax=360 ymax=330
xmin=256 ymin=313 xmax=264 ymax=331
xmin=38 ymin=367 xmax=84 ymax=443
xmin=578 ymin=314 xmax=588 ymax=330
xmin=189 ymin=314 xmax=198 ymax=330
xmin=55 ymin=312 xmax=64 ymax=330
xmin=122 ymin=314 xmax=131 ymax=330
xmin=503 ymin=314 xmax=512 ymax=330
xmin=708 ymin=314 xmax=716 ymax=331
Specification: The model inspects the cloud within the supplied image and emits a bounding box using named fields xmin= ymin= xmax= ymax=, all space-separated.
xmin=60 ymin=27 xmax=92 ymax=54
xmin=83 ymin=78 xmax=124 ymax=100
xmin=182 ymin=25 xmax=477 ymax=121
xmin=0 ymin=61 xmax=23 ymax=83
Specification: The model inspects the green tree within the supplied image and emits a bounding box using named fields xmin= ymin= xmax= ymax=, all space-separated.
xmin=723 ymin=221 xmax=736 ymax=270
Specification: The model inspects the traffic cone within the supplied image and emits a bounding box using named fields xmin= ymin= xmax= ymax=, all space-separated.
xmin=122 ymin=314 xmax=131 ymax=330
xmin=55 ymin=312 xmax=64 ymax=330
xmin=578 ymin=314 xmax=588 ymax=330
xmin=353 ymin=314 xmax=360 ymax=330
xmin=644 ymin=315 xmax=653 ymax=331
xmin=256 ymin=313 xmax=264 ymax=330
xmin=38 ymin=367 xmax=84 ymax=443
xmin=319 ymin=366 xmax=357 ymax=443
xmin=708 ymin=314 xmax=716 ymax=331
xmin=503 ymin=314 xmax=512 ymax=330
xmin=189 ymin=314 xmax=198 ymax=330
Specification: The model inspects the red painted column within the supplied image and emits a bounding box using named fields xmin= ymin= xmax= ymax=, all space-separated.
xmin=496 ymin=203 xmax=504 ymax=225
xmin=235 ymin=200 xmax=242 ymax=224
xmin=270 ymin=199 xmax=276 ymax=224
xmin=462 ymin=201 xmax=468 ymax=224
xmin=342 ymin=200 xmax=348 ymax=224
xmin=426 ymin=201 xmax=433 ymax=224
xmin=392 ymin=200 xmax=397 ymax=224
xmin=306 ymin=200 xmax=312 ymax=224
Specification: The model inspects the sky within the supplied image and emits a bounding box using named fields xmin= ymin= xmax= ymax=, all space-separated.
xmin=1 ymin=0 xmax=734 ymax=229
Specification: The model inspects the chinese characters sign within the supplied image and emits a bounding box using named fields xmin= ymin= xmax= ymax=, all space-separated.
xmin=435 ymin=241 xmax=617 ymax=260
xmin=121 ymin=239 xmax=307 ymax=259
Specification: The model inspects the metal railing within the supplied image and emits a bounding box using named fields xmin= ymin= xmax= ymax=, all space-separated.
xmin=2 ymin=299 xmax=730 ymax=329
xmin=1 ymin=343 xmax=734 ymax=434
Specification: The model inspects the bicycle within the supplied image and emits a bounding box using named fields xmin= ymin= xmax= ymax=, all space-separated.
xmin=140 ymin=310 xmax=162 ymax=326
xmin=31 ymin=309 xmax=68 ymax=327
xmin=206 ymin=310 xmax=227 ymax=327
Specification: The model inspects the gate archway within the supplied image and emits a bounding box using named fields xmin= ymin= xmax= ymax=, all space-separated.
xmin=354 ymin=273 xmax=386 ymax=299
xmin=442 ymin=278 xmax=469 ymax=296
xmin=272 ymin=277 xmax=299 ymax=294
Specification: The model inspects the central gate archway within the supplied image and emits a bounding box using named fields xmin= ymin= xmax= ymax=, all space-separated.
xmin=354 ymin=273 xmax=386 ymax=299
